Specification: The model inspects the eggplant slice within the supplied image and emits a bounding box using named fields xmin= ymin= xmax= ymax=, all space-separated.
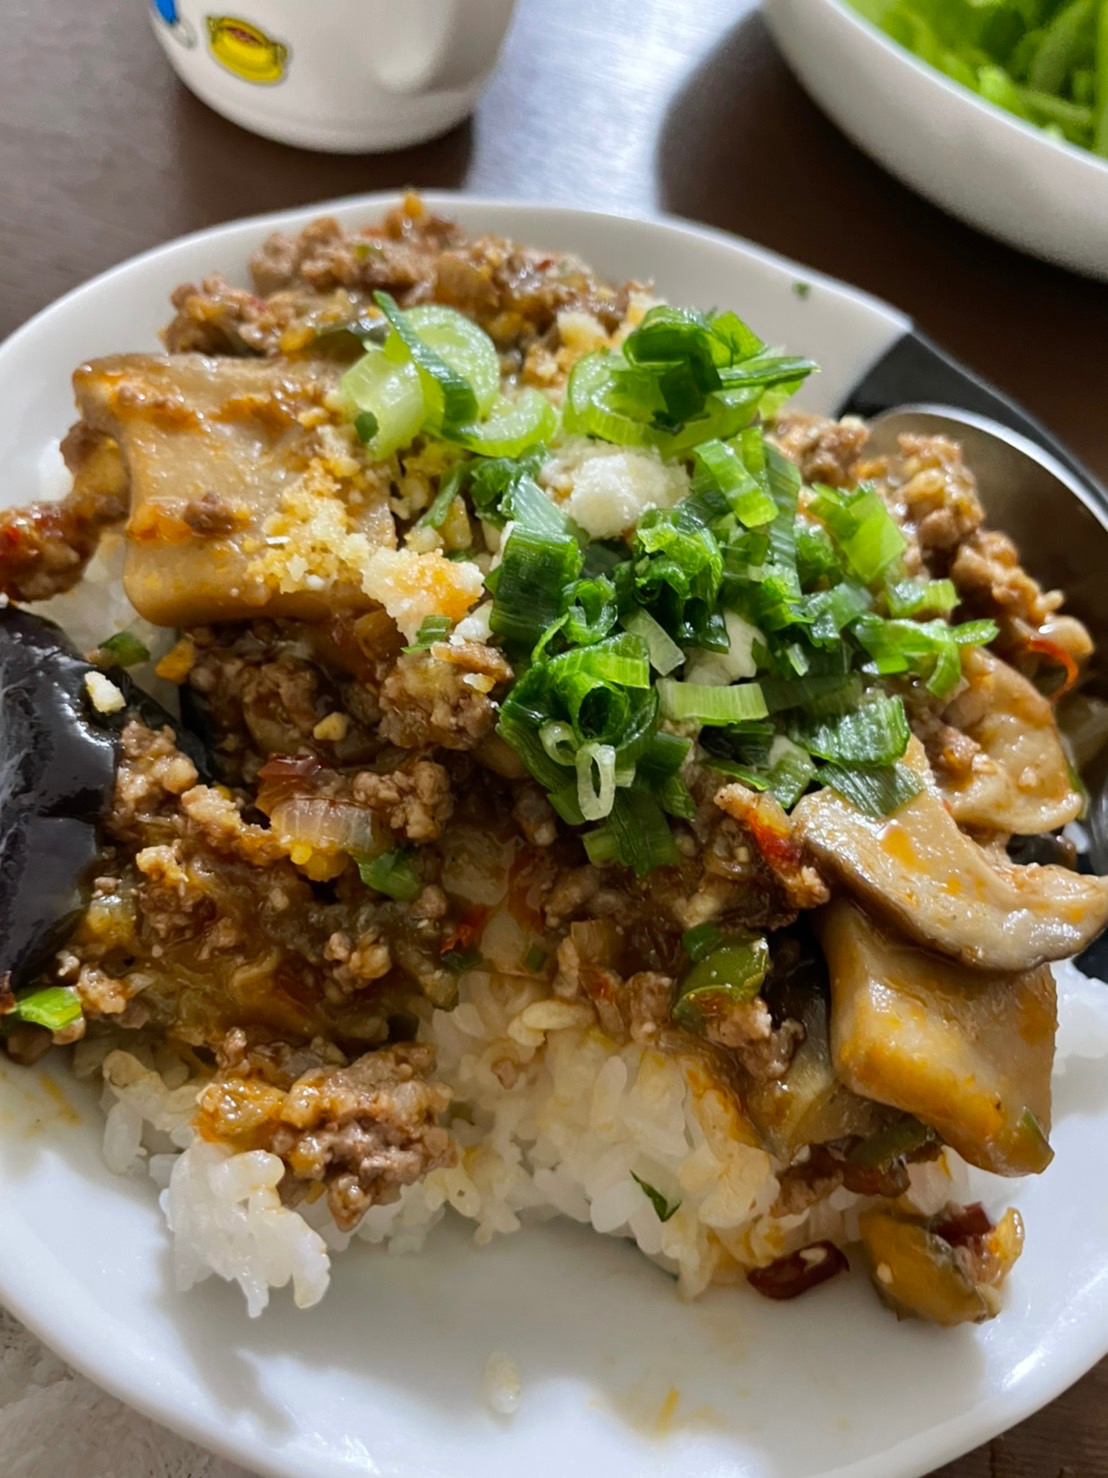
xmin=0 ymin=606 xmax=204 ymax=992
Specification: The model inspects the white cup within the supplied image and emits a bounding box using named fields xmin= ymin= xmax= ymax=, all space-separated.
xmin=147 ymin=0 xmax=518 ymax=153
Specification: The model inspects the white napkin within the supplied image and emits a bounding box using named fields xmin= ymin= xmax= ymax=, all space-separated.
xmin=0 ymin=1307 xmax=252 ymax=1478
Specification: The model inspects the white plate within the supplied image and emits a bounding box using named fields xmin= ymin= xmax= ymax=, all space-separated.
xmin=762 ymin=0 xmax=1108 ymax=282
xmin=2 ymin=193 xmax=1108 ymax=1478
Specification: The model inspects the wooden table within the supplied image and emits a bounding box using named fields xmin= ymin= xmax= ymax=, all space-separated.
xmin=2 ymin=0 xmax=1106 ymax=1473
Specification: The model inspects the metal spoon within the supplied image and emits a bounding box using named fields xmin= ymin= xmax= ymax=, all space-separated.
xmin=864 ymin=404 xmax=1108 ymax=878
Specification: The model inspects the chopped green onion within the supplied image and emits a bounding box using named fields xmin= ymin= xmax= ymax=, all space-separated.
xmin=810 ymin=485 xmax=907 ymax=582
xmin=417 ymin=462 xmax=468 ymax=529
xmin=450 ymin=390 xmax=558 ymax=458
xmin=341 ymin=346 xmax=425 ymax=459
xmin=658 ymin=678 xmax=768 ymax=726
xmin=583 ymin=826 xmax=621 ymax=865
xmin=694 ymin=439 xmax=777 ymax=527
xmin=635 ymin=729 xmax=692 ymax=779
xmin=576 ymin=741 xmax=617 ymax=821
xmin=97 ymin=630 xmax=150 ymax=667
xmin=525 ymin=945 xmax=548 ymax=973
xmin=466 ymin=450 xmax=544 ymax=528
xmin=794 ymin=694 xmax=910 ymax=767
xmin=9 ymin=986 xmax=82 ymax=1033
xmin=549 ymin=632 xmax=651 ymax=691
xmin=564 ymin=578 xmax=619 ymax=646
xmin=618 ymin=605 xmax=684 ymax=674
xmin=760 ymin=670 xmax=863 ymax=717
xmin=820 ymin=761 xmax=923 ymax=817
xmin=885 ymin=577 xmax=958 ymax=618
xmin=682 ymin=922 xmax=724 ymax=961
xmin=357 ymin=848 xmax=422 ymax=903
xmin=631 ymin=1172 xmax=681 ymax=1223
xmin=952 ymin=618 xmax=1000 ymax=647
xmin=807 ymin=582 xmax=872 ymax=643
xmin=489 ymin=527 xmax=582 ymax=651
xmin=603 ymin=790 xmax=680 ymax=876
xmin=404 ymin=615 xmax=453 ymax=652
xmin=847 ymin=1116 xmax=936 ymax=1169
xmin=539 ymin=720 xmax=577 ymax=766
xmin=373 ymin=291 xmax=480 ymax=430
xmin=672 ymin=936 xmax=770 ymax=1032
xmin=404 ymin=303 xmax=500 ymax=419
xmin=442 ymin=946 xmax=483 ymax=974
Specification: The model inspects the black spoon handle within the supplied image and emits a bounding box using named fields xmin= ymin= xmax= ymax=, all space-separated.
xmin=839 ymin=328 xmax=1107 ymax=506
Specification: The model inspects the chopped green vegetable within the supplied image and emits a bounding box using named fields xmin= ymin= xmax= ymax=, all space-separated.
xmin=620 ymin=606 xmax=685 ymax=674
xmin=373 ymin=291 xmax=481 ymax=430
xmin=794 ymin=694 xmax=911 ymax=767
xmin=442 ymin=946 xmax=483 ymax=974
xmin=846 ymin=0 xmax=1108 ymax=158
xmin=9 ymin=987 xmax=83 ymax=1033
xmin=97 ymin=630 xmax=150 ymax=667
xmin=357 ymin=848 xmax=422 ymax=903
xmin=525 ymin=945 xmax=549 ymax=973
xmin=848 ymin=1116 xmax=937 ymax=1168
xmin=820 ymin=761 xmax=924 ymax=817
xmin=341 ymin=347 xmax=424 ymax=459
xmin=489 ymin=527 xmax=582 ymax=652
xmin=631 ymin=1172 xmax=681 ymax=1222
xmin=672 ymin=936 xmax=771 ymax=1031
xmin=417 ymin=461 xmax=468 ymax=529
xmin=450 ymin=390 xmax=558 ymax=458
xmin=658 ymin=678 xmax=769 ymax=726
xmin=404 ymin=615 xmax=453 ymax=651
xmin=682 ymin=922 xmax=725 ymax=961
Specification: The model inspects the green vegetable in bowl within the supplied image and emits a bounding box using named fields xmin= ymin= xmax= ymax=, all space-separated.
xmin=845 ymin=0 xmax=1108 ymax=157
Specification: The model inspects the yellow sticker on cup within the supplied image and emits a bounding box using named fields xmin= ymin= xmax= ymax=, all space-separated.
xmin=206 ymin=15 xmax=289 ymax=83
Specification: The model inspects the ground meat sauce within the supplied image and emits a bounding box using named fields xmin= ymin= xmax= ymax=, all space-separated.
xmin=0 ymin=197 xmax=1098 ymax=1318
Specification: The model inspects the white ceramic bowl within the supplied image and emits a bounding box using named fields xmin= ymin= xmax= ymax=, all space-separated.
xmin=762 ymin=0 xmax=1108 ymax=280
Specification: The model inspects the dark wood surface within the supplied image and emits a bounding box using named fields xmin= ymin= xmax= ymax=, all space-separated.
xmin=2 ymin=0 xmax=1106 ymax=1472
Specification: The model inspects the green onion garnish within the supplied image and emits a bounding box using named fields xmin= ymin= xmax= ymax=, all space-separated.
xmin=820 ymin=761 xmax=923 ymax=818
xmin=373 ymin=291 xmax=481 ymax=429
xmin=672 ymin=936 xmax=770 ymax=1031
xmin=97 ymin=630 xmax=150 ymax=667
xmin=442 ymin=946 xmax=483 ymax=974
xmin=417 ymin=461 xmax=468 ymax=529
xmin=357 ymin=848 xmax=422 ymax=902
xmin=340 ymin=348 xmax=424 ymax=458
xmin=885 ymin=577 xmax=959 ymax=618
xmin=794 ymin=694 xmax=911 ymax=767
xmin=631 ymin=1172 xmax=681 ymax=1223
xmin=9 ymin=987 xmax=83 ymax=1033
xmin=489 ymin=526 xmax=582 ymax=652
xmin=682 ymin=922 xmax=724 ymax=961
xmin=658 ymin=678 xmax=768 ymax=726
xmin=404 ymin=615 xmax=453 ymax=652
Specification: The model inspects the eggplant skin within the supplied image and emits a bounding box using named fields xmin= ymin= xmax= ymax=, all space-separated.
xmin=0 ymin=606 xmax=123 ymax=989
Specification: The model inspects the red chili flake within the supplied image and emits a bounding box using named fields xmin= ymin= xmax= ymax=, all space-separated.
xmin=748 ymin=1241 xmax=849 ymax=1301
xmin=1026 ymin=635 xmax=1079 ymax=700
xmin=746 ymin=809 xmax=803 ymax=871
xmin=441 ymin=906 xmax=488 ymax=956
xmin=931 ymin=1202 xmax=993 ymax=1250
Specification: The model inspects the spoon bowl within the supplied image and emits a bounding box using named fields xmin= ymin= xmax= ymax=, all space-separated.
xmin=865 ymin=404 xmax=1108 ymax=877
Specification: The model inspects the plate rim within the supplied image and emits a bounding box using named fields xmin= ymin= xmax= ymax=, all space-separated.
xmin=0 ymin=188 xmax=1104 ymax=1478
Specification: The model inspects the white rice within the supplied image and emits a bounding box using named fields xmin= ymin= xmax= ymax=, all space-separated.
xmin=98 ymin=950 xmax=1108 ymax=1317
